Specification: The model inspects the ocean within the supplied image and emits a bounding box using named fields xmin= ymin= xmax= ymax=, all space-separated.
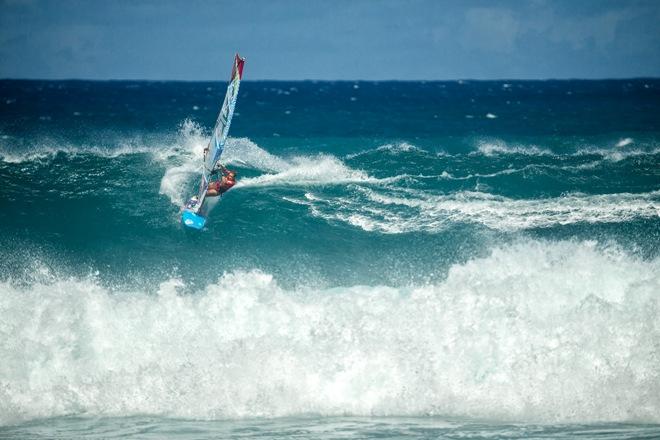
xmin=0 ymin=79 xmax=659 ymax=439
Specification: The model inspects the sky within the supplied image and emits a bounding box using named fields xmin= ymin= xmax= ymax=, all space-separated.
xmin=1 ymin=0 xmax=659 ymax=80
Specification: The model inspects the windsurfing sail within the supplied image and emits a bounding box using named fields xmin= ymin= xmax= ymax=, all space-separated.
xmin=193 ymin=53 xmax=245 ymax=213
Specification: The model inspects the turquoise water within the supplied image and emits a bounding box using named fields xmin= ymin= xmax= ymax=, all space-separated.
xmin=2 ymin=416 xmax=660 ymax=439
xmin=0 ymin=79 xmax=659 ymax=437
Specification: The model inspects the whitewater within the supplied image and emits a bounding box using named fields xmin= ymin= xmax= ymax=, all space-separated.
xmin=1 ymin=79 xmax=659 ymax=438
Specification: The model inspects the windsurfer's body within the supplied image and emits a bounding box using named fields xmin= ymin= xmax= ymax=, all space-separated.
xmin=206 ymin=163 xmax=236 ymax=197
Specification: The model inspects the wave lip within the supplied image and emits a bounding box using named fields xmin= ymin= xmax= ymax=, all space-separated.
xmin=0 ymin=240 xmax=658 ymax=425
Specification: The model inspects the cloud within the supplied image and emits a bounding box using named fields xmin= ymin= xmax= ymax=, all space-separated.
xmin=462 ymin=7 xmax=521 ymax=53
xmin=532 ymin=7 xmax=636 ymax=52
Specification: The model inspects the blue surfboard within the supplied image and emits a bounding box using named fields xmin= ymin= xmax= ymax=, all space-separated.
xmin=182 ymin=209 xmax=206 ymax=230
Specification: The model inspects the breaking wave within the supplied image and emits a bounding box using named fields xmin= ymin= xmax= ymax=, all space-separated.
xmin=1 ymin=240 xmax=658 ymax=425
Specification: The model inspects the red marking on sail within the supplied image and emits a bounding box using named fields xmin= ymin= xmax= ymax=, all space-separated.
xmin=232 ymin=53 xmax=245 ymax=80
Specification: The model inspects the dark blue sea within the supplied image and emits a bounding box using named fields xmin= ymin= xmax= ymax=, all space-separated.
xmin=0 ymin=79 xmax=659 ymax=439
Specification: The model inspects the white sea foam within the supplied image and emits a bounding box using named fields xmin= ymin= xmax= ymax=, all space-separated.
xmin=475 ymin=139 xmax=552 ymax=156
xmin=157 ymin=120 xmax=209 ymax=206
xmin=437 ymin=166 xmax=530 ymax=180
xmin=303 ymin=188 xmax=660 ymax=233
xmin=616 ymin=137 xmax=634 ymax=148
xmin=0 ymin=130 xmax=189 ymax=165
xmin=374 ymin=142 xmax=424 ymax=154
xmin=575 ymin=146 xmax=660 ymax=162
xmin=0 ymin=140 xmax=159 ymax=164
xmin=474 ymin=138 xmax=660 ymax=160
xmin=1 ymin=240 xmax=658 ymax=425
xmin=222 ymin=139 xmax=289 ymax=174
xmin=237 ymin=155 xmax=386 ymax=189
xmin=345 ymin=142 xmax=427 ymax=159
xmin=434 ymin=162 xmax=605 ymax=181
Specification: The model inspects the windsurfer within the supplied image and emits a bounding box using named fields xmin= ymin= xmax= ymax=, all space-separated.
xmin=206 ymin=164 xmax=236 ymax=197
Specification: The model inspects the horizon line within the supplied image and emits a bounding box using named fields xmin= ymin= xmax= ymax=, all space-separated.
xmin=2 ymin=77 xmax=660 ymax=83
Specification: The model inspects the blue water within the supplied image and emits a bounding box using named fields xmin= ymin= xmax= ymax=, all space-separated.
xmin=0 ymin=79 xmax=659 ymax=438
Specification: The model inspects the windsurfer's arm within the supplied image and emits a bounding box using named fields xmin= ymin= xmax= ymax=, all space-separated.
xmin=217 ymin=163 xmax=231 ymax=175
